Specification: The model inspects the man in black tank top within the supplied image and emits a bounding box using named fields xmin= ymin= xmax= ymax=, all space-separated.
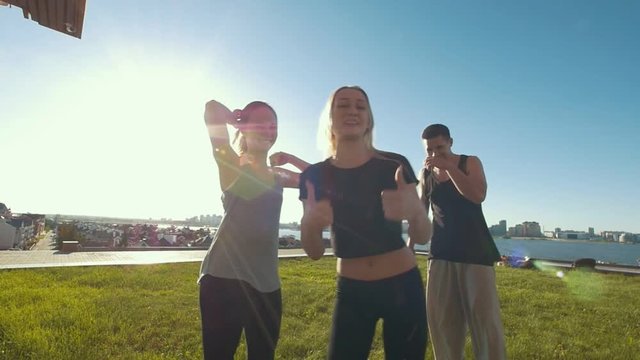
xmin=419 ymin=124 xmax=506 ymax=360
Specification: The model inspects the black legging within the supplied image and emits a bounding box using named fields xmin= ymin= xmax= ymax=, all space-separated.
xmin=329 ymin=267 xmax=428 ymax=360
xmin=199 ymin=275 xmax=282 ymax=360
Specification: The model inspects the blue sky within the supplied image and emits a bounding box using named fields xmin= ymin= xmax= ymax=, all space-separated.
xmin=1 ymin=1 xmax=638 ymax=233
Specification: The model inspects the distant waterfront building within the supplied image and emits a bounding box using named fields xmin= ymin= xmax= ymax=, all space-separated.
xmin=588 ymin=227 xmax=595 ymax=236
xmin=601 ymin=231 xmax=627 ymax=242
xmin=556 ymin=230 xmax=589 ymax=240
xmin=514 ymin=224 xmax=524 ymax=237
xmin=507 ymin=221 xmax=542 ymax=237
xmin=522 ymin=221 xmax=542 ymax=237
xmin=489 ymin=220 xmax=507 ymax=236
xmin=618 ymin=233 xmax=638 ymax=244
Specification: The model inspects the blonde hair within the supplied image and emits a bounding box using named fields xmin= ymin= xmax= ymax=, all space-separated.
xmin=317 ymin=86 xmax=375 ymax=157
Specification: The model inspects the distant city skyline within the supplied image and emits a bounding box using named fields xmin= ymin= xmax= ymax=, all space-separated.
xmin=30 ymin=210 xmax=639 ymax=237
xmin=2 ymin=1 xmax=639 ymax=232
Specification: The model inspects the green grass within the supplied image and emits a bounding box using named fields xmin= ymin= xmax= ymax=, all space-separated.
xmin=1 ymin=257 xmax=639 ymax=359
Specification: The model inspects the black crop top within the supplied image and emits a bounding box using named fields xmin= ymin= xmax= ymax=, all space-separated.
xmin=299 ymin=151 xmax=418 ymax=259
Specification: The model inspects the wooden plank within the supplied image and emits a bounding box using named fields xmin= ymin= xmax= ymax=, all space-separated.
xmin=7 ymin=0 xmax=86 ymax=39
xmin=37 ymin=0 xmax=48 ymax=27
xmin=26 ymin=0 xmax=37 ymax=21
xmin=15 ymin=0 xmax=30 ymax=19
xmin=47 ymin=0 xmax=54 ymax=29
xmin=47 ymin=0 xmax=59 ymax=33
xmin=75 ymin=0 xmax=86 ymax=38
xmin=65 ymin=0 xmax=76 ymax=36
xmin=54 ymin=0 xmax=65 ymax=35
xmin=3 ymin=0 xmax=25 ymax=8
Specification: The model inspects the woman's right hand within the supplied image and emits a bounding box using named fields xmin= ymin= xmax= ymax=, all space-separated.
xmin=302 ymin=181 xmax=333 ymax=230
xmin=204 ymin=100 xmax=233 ymax=126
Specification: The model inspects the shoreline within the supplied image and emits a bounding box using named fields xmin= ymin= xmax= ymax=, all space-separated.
xmin=494 ymin=237 xmax=639 ymax=244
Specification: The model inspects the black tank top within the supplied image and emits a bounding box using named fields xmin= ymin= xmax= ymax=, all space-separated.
xmin=423 ymin=155 xmax=500 ymax=266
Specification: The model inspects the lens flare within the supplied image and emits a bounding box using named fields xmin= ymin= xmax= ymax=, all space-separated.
xmin=562 ymin=269 xmax=604 ymax=301
xmin=505 ymin=246 xmax=531 ymax=268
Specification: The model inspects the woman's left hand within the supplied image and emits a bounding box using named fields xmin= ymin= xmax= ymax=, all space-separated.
xmin=381 ymin=166 xmax=423 ymax=221
xmin=269 ymin=152 xmax=293 ymax=167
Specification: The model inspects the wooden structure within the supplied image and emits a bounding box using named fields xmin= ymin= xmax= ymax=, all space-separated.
xmin=1 ymin=0 xmax=87 ymax=39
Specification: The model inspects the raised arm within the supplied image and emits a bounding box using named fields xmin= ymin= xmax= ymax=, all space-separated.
xmin=446 ymin=156 xmax=487 ymax=204
xmin=270 ymin=152 xmax=311 ymax=188
xmin=204 ymin=100 xmax=241 ymax=191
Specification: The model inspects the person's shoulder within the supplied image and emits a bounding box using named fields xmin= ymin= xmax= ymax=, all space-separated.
xmin=372 ymin=150 xmax=418 ymax=183
xmin=460 ymin=154 xmax=483 ymax=166
xmin=372 ymin=150 xmax=413 ymax=170
xmin=301 ymin=158 xmax=331 ymax=176
xmin=461 ymin=153 xmax=480 ymax=160
xmin=373 ymin=150 xmax=409 ymax=163
xmin=310 ymin=158 xmax=332 ymax=170
xmin=374 ymin=150 xmax=406 ymax=160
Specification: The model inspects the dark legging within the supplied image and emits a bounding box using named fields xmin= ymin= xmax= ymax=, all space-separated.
xmin=199 ymin=275 xmax=282 ymax=360
xmin=329 ymin=267 xmax=428 ymax=360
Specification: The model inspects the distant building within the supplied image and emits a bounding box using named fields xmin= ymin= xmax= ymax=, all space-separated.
xmin=522 ymin=221 xmax=542 ymax=237
xmin=556 ymin=230 xmax=589 ymax=240
xmin=0 ymin=215 xmax=35 ymax=249
xmin=588 ymin=227 xmax=595 ymax=236
xmin=619 ymin=233 xmax=638 ymax=244
xmin=0 ymin=202 xmax=11 ymax=219
xmin=601 ymin=231 xmax=627 ymax=242
xmin=516 ymin=224 xmax=524 ymax=237
xmin=0 ymin=220 xmax=18 ymax=249
xmin=507 ymin=221 xmax=542 ymax=237
xmin=489 ymin=220 xmax=507 ymax=236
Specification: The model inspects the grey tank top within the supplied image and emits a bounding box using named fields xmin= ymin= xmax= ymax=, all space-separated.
xmin=198 ymin=167 xmax=283 ymax=292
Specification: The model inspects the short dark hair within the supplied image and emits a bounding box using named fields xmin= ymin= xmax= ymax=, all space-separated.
xmin=421 ymin=124 xmax=450 ymax=140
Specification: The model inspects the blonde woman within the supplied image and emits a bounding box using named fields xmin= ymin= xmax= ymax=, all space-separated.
xmin=299 ymin=86 xmax=431 ymax=359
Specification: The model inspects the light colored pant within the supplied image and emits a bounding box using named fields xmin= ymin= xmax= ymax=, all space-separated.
xmin=426 ymin=259 xmax=507 ymax=360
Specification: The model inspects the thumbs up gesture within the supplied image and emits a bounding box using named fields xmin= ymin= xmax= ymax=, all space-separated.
xmin=302 ymin=181 xmax=333 ymax=230
xmin=381 ymin=166 xmax=422 ymax=222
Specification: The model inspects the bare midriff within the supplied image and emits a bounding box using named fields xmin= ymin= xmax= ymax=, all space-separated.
xmin=337 ymin=246 xmax=417 ymax=281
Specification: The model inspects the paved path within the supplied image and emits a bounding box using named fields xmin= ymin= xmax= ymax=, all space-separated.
xmin=31 ymin=231 xmax=56 ymax=250
xmin=2 ymin=249 xmax=638 ymax=275
xmin=0 ymin=248 xmax=319 ymax=270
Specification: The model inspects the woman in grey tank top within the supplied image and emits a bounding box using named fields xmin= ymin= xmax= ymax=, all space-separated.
xmin=198 ymin=99 xmax=308 ymax=360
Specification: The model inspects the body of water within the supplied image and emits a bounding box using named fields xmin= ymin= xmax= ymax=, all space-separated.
xmin=279 ymin=229 xmax=640 ymax=266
